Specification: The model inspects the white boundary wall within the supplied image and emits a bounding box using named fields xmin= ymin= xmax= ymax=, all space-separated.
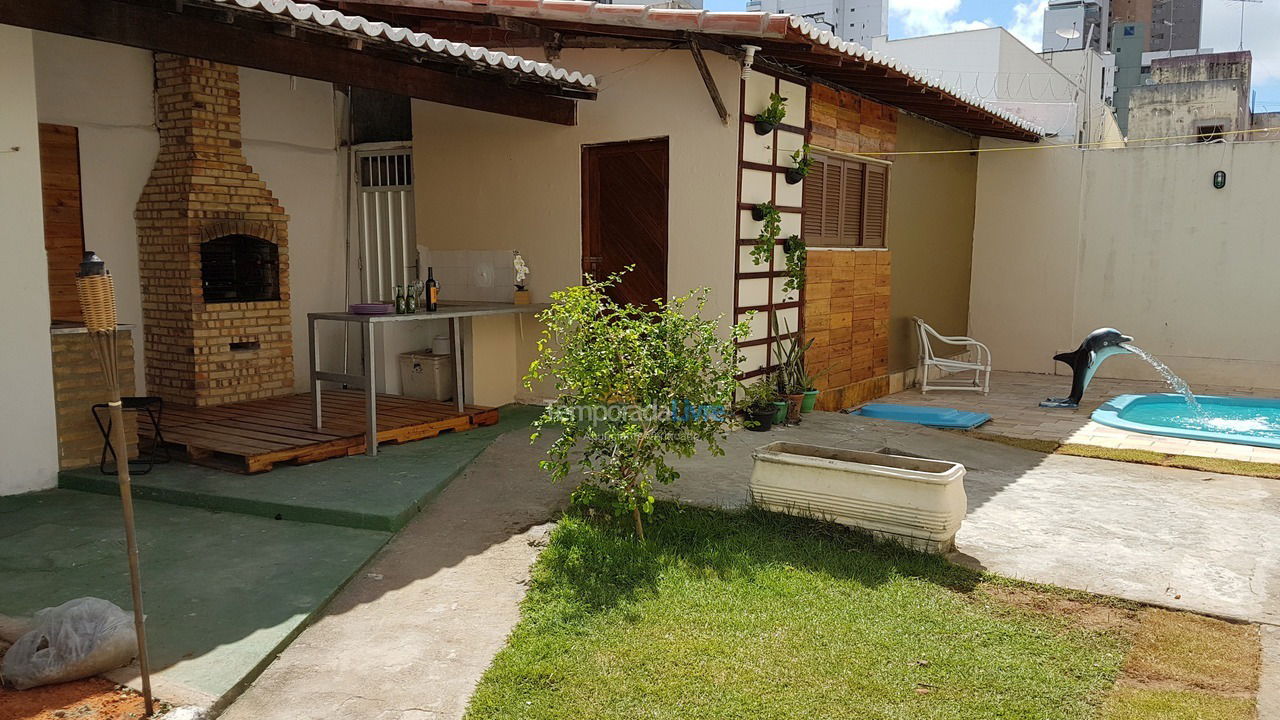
xmin=0 ymin=25 xmax=61 ymax=495
xmin=971 ymin=138 xmax=1280 ymax=390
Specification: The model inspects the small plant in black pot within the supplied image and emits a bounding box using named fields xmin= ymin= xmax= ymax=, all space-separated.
xmin=750 ymin=202 xmax=782 ymax=266
xmin=785 ymin=144 xmax=813 ymax=184
xmin=740 ymin=376 xmax=780 ymax=432
xmin=781 ymin=234 xmax=806 ymax=293
xmin=754 ymin=92 xmax=788 ymax=135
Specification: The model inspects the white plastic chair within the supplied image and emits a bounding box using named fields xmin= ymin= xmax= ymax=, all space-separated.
xmin=913 ymin=316 xmax=991 ymax=394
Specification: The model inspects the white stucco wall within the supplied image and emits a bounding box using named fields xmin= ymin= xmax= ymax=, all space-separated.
xmin=0 ymin=25 xmax=61 ymax=495
xmin=411 ymin=48 xmax=742 ymax=404
xmin=30 ymin=34 xmax=348 ymax=396
xmin=971 ymin=139 xmax=1280 ymax=390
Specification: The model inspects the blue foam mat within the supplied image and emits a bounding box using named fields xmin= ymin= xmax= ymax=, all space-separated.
xmin=852 ymin=403 xmax=991 ymax=430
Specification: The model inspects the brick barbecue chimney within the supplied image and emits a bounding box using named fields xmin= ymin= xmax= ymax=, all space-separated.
xmin=135 ymin=54 xmax=294 ymax=407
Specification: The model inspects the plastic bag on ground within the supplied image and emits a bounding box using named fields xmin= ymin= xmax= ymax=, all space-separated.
xmin=1 ymin=597 xmax=138 ymax=690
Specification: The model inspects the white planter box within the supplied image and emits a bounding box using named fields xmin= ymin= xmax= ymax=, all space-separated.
xmin=749 ymin=442 xmax=967 ymax=553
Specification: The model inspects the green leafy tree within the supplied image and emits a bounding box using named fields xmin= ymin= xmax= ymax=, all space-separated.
xmin=526 ymin=272 xmax=750 ymax=540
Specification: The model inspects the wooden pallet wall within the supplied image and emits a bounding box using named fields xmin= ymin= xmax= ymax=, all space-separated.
xmin=39 ymin=123 xmax=86 ymax=323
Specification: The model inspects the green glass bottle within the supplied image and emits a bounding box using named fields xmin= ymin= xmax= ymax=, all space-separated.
xmin=394 ymin=285 xmax=406 ymax=314
xmin=405 ymin=281 xmax=418 ymax=313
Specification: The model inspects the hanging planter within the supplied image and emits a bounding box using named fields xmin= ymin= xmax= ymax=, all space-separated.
xmin=753 ymin=92 xmax=788 ymax=136
xmin=784 ymin=144 xmax=813 ymax=185
xmin=781 ymin=234 xmax=806 ymax=293
xmin=750 ymin=202 xmax=781 ymax=266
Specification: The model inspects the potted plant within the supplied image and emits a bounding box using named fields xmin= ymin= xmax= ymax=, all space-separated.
xmin=798 ymin=367 xmax=824 ymax=413
xmin=774 ymin=317 xmax=818 ymax=423
xmin=753 ymin=92 xmax=788 ymax=135
xmin=526 ymin=272 xmax=750 ymax=540
xmin=740 ymin=376 xmax=780 ymax=432
xmin=781 ymin=235 xmax=806 ymax=294
xmin=750 ymin=202 xmax=781 ymax=267
xmin=785 ymin=144 xmax=813 ymax=184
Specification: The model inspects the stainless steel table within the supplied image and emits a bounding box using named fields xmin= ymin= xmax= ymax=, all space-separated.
xmin=308 ymin=302 xmax=547 ymax=456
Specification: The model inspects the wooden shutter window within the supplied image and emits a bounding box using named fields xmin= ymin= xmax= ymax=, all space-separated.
xmin=862 ymin=164 xmax=888 ymax=248
xmin=801 ymin=157 xmax=826 ymax=242
xmin=841 ymin=162 xmax=863 ymax=247
xmin=800 ymin=152 xmax=890 ymax=249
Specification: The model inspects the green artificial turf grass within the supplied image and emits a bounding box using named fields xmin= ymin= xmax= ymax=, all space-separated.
xmin=465 ymin=502 xmax=1129 ymax=720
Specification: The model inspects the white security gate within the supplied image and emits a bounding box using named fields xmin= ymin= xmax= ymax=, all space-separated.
xmin=354 ymin=144 xmax=416 ymax=302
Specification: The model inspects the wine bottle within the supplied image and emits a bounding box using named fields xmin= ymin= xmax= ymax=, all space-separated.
xmin=426 ymin=267 xmax=439 ymax=312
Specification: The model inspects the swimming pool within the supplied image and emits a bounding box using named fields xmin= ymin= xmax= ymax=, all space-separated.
xmin=1092 ymin=394 xmax=1280 ymax=449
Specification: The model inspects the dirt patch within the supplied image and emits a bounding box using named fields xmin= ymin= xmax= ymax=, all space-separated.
xmin=1123 ymin=608 xmax=1260 ymax=695
xmin=976 ymin=582 xmax=1263 ymax=717
xmin=977 ymin=583 xmax=1141 ymax=635
xmin=0 ymin=647 xmax=155 ymax=720
xmin=0 ymin=680 xmax=151 ymax=720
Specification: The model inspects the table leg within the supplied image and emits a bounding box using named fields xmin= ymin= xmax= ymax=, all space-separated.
xmin=310 ymin=316 xmax=322 ymax=429
xmin=452 ymin=316 xmax=465 ymax=413
xmin=365 ymin=322 xmax=378 ymax=457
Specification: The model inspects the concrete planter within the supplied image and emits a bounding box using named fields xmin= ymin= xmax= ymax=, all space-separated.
xmin=749 ymin=442 xmax=967 ymax=553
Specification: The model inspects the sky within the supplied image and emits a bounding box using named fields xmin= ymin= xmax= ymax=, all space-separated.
xmin=702 ymin=0 xmax=1280 ymax=109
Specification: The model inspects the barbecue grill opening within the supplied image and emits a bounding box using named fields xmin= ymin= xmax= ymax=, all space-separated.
xmin=200 ymin=234 xmax=280 ymax=303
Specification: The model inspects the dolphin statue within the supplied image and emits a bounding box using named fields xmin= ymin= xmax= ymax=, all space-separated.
xmin=1040 ymin=328 xmax=1134 ymax=408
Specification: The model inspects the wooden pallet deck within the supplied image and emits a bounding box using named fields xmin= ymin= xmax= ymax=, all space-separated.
xmin=139 ymin=390 xmax=499 ymax=473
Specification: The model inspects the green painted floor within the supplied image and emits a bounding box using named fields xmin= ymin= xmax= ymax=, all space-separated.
xmin=4 ymin=404 xmax=542 ymax=706
xmin=0 ymin=489 xmax=388 ymax=703
xmin=59 ymin=404 xmax=544 ymax=531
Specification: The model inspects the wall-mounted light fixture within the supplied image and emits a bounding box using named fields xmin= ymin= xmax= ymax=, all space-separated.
xmin=1213 ymin=170 xmax=1227 ymax=189
xmin=740 ymin=45 xmax=760 ymax=81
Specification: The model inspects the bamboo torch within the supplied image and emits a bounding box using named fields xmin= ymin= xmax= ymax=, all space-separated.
xmin=76 ymin=252 xmax=154 ymax=717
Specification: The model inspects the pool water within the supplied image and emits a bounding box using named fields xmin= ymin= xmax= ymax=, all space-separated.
xmin=1092 ymin=395 xmax=1280 ymax=449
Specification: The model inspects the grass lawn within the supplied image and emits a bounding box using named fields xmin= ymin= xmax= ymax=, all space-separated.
xmin=467 ymin=502 xmax=1135 ymax=720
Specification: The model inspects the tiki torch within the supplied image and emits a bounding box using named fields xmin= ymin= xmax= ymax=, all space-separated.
xmin=76 ymin=252 xmax=154 ymax=716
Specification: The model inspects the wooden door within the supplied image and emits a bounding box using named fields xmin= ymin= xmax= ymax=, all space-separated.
xmin=39 ymin=124 xmax=86 ymax=323
xmin=582 ymin=138 xmax=669 ymax=309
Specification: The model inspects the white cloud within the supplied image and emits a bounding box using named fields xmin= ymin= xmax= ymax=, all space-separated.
xmin=1201 ymin=0 xmax=1280 ymax=98
xmin=889 ymin=0 xmax=993 ymax=37
xmin=1008 ymin=0 xmax=1048 ymax=51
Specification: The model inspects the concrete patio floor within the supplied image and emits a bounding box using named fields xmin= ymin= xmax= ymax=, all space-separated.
xmin=875 ymin=370 xmax=1280 ymax=464
xmin=218 ymin=409 xmax=1280 ymax=719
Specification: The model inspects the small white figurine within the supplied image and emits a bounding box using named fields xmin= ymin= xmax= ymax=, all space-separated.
xmin=513 ymin=250 xmax=530 ymax=290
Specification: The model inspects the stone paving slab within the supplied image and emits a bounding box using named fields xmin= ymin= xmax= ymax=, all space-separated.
xmin=219 ymin=427 xmax=574 ymax=720
xmin=874 ymin=370 xmax=1280 ymax=464
xmin=661 ymin=412 xmax=1280 ymax=625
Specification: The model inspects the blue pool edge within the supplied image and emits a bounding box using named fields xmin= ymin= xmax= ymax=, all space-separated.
xmin=1091 ymin=393 xmax=1280 ymax=450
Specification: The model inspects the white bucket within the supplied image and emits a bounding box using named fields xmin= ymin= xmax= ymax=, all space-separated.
xmin=431 ymin=335 xmax=451 ymax=355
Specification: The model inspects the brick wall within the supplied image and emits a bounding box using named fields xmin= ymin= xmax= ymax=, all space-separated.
xmin=136 ymin=55 xmax=293 ymax=407
xmin=52 ymin=330 xmax=137 ymax=470
xmin=803 ymin=83 xmax=898 ymax=410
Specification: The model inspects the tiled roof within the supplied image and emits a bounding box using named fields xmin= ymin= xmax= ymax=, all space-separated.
xmin=337 ymin=0 xmax=1043 ymax=140
xmin=211 ymin=0 xmax=597 ymax=89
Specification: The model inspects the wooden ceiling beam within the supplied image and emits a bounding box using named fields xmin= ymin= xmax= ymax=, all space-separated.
xmin=1 ymin=0 xmax=588 ymax=125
